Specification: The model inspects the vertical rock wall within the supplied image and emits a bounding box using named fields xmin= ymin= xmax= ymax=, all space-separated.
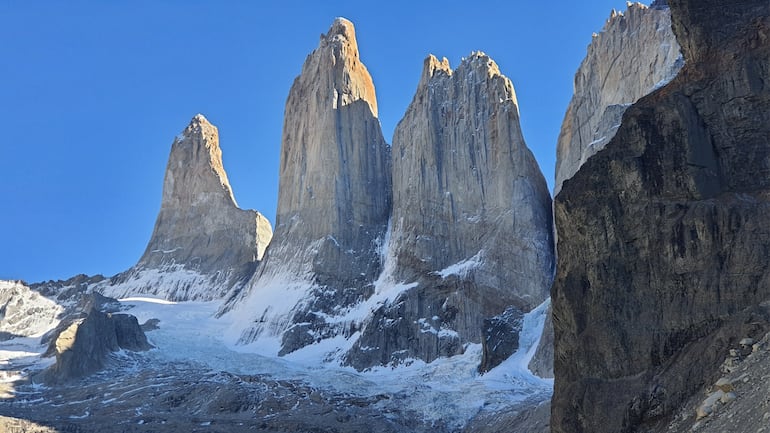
xmin=554 ymin=3 xmax=682 ymax=194
xmin=552 ymin=1 xmax=770 ymax=431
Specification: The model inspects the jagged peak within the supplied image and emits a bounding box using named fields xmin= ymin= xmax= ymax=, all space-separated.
xmin=176 ymin=113 xmax=217 ymax=142
xmin=326 ymin=17 xmax=355 ymax=40
xmin=596 ymin=2 xmax=668 ymax=38
xmin=460 ymin=51 xmax=503 ymax=78
xmin=320 ymin=17 xmax=358 ymax=54
xmin=192 ymin=113 xmax=209 ymax=124
xmin=419 ymin=54 xmax=452 ymax=87
xmin=167 ymin=114 xmax=235 ymax=205
xmin=606 ymin=2 xmax=652 ymax=25
xmin=420 ymin=51 xmax=506 ymax=87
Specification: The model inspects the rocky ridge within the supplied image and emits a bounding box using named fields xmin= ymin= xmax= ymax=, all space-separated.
xmin=100 ymin=114 xmax=273 ymax=302
xmin=551 ymin=0 xmax=770 ymax=431
xmin=554 ymin=2 xmax=682 ymax=193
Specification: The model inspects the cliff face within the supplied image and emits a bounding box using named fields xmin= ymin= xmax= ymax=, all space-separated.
xmin=230 ymin=18 xmax=392 ymax=354
xmin=391 ymin=53 xmax=553 ymax=310
xmin=267 ymin=17 xmax=391 ymax=285
xmin=554 ymin=2 xmax=682 ymax=193
xmin=100 ymin=115 xmax=272 ymax=302
xmin=552 ymin=0 xmax=770 ymax=431
xmin=345 ymin=53 xmax=553 ymax=370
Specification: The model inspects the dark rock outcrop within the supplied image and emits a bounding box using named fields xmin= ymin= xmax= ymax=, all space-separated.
xmin=100 ymin=114 xmax=273 ymax=302
xmin=552 ymin=1 xmax=770 ymax=432
xmin=345 ymin=53 xmax=553 ymax=370
xmin=40 ymin=294 xmax=151 ymax=384
xmin=479 ymin=306 xmax=524 ymax=373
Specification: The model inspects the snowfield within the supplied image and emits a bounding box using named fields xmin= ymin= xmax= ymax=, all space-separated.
xmin=119 ymin=295 xmax=553 ymax=427
xmin=0 ymin=279 xmax=552 ymax=430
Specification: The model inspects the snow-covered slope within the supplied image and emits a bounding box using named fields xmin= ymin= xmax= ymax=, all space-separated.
xmin=1 ymin=292 xmax=552 ymax=430
xmin=0 ymin=281 xmax=63 ymax=339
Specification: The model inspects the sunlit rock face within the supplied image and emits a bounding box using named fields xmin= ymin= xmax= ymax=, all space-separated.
xmin=100 ymin=114 xmax=272 ymax=302
xmin=229 ymin=18 xmax=392 ymax=354
xmin=554 ymin=2 xmax=682 ymax=194
xmin=552 ymin=0 xmax=770 ymax=431
xmin=345 ymin=52 xmax=554 ymax=370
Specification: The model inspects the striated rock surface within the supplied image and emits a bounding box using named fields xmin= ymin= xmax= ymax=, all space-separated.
xmin=100 ymin=114 xmax=272 ymax=301
xmin=229 ymin=18 xmax=391 ymax=353
xmin=552 ymin=0 xmax=770 ymax=432
xmin=554 ymin=2 xmax=682 ymax=193
xmin=345 ymin=53 xmax=553 ymax=369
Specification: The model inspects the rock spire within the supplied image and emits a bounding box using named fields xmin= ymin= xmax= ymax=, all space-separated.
xmin=100 ymin=114 xmax=272 ymax=301
xmin=345 ymin=52 xmax=554 ymax=369
xmin=230 ymin=17 xmax=392 ymax=353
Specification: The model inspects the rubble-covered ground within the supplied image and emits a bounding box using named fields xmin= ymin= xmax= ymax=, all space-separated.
xmin=0 ymin=293 xmax=552 ymax=433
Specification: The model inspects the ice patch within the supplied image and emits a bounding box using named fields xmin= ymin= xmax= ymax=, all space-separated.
xmin=112 ymin=296 xmax=552 ymax=429
xmin=434 ymin=250 xmax=484 ymax=279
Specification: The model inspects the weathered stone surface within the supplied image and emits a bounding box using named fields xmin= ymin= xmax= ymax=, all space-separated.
xmin=552 ymin=1 xmax=770 ymax=431
xmin=230 ymin=18 xmax=391 ymax=354
xmin=101 ymin=115 xmax=272 ymax=301
xmin=265 ymin=17 xmax=390 ymax=283
xmin=390 ymin=53 xmax=553 ymax=311
xmin=479 ymin=306 xmax=524 ymax=373
xmin=39 ymin=293 xmax=151 ymax=384
xmin=346 ymin=52 xmax=553 ymax=369
xmin=554 ymin=2 xmax=682 ymax=193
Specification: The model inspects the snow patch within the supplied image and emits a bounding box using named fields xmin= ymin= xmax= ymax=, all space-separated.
xmin=96 ymin=266 xmax=231 ymax=302
xmin=434 ymin=250 xmax=484 ymax=279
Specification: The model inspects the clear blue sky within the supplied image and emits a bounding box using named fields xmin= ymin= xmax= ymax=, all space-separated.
xmin=1 ymin=0 xmax=637 ymax=283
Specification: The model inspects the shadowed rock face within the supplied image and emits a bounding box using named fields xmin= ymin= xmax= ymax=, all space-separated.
xmin=345 ymin=53 xmax=553 ymax=370
xmin=40 ymin=294 xmax=151 ymax=384
xmin=231 ymin=18 xmax=392 ymax=353
xmin=554 ymin=2 xmax=682 ymax=194
xmin=100 ymin=115 xmax=273 ymax=301
xmin=552 ymin=0 xmax=770 ymax=432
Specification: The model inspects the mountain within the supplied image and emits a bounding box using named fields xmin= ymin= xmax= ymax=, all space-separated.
xmin=98 ymin=114 xmax=273 ymax=301
xmin=225 ymin=18 xmax=392 ymax=355
xmin=554 ymin=1 xmax=682 ymax=193
xmin=346 ymin=53 xmax=554 ymax=370
xmin=551 ymin=0 xmax=770 ymax=431
xmin=224 ymin=20 xmax=553 ymax=373
xmin=535 ymin=0 xmax=683 ymax=382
